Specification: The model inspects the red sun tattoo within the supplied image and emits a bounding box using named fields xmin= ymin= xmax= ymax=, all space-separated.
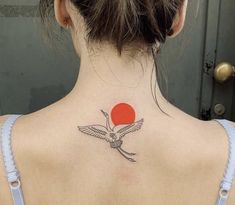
xmin=77 ymin=103 xmax=144 ymax=162
xmin=111 ymin=103 xmax=135 ymax=125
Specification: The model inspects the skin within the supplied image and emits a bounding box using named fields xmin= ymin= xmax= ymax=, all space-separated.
xmin=1 ymin=0 xmax=235 ymax=204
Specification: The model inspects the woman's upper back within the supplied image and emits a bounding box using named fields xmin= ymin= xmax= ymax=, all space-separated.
xmin=1 ymin=110 xmax=235 ymax=205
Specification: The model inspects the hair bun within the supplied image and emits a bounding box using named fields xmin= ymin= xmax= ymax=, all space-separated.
xmin=40 ymin=0 xmax=183 ymax=54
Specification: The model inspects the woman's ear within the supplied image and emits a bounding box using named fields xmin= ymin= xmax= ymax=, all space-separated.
xmin=168 ymin=0 xmax=188 ymax=38
xmin=54 ymin=0 xmax=71 ymax=29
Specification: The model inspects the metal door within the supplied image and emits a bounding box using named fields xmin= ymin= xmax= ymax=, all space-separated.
xmin=199 ymin=0 xmax=235 ymax=120
xmin=159 ymin=0 xmax=235 ymax=120
xmin=0 ymin=1 xmax=79 ymax=115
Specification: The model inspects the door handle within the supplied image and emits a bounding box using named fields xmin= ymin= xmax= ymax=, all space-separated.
xmin=214 ymin=62 xmax=235 ymax=83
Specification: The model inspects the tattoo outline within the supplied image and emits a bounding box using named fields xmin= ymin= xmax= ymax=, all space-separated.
xmin=77 ymin=103 xmax=144 ymax=162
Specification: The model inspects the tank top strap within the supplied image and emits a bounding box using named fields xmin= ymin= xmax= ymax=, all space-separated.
xmin=0 ymin=114 xmax=25 ymax=205
xmin=213 ymin=119 xmax=235 ymax=205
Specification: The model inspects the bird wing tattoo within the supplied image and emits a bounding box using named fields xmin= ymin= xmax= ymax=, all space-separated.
xmin=114 ymin=118 xmax=144 ymax=139
xmin=77 ymin=125 xmax=111 ymax=142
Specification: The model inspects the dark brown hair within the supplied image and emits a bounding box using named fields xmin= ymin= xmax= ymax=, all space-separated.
xmin=39 ymin=0 xmax=184 ymax=55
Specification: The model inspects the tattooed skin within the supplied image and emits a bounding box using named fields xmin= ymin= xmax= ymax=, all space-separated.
xmin=77 ymin=103 xmax=144 ymax=162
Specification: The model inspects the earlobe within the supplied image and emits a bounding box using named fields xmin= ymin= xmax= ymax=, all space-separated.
xmin=54 ymin=0 xmax=71 ymax=29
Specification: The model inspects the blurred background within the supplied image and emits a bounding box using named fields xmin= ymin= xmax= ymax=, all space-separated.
xmin=0 ymin=0 xmax=234 ymax=120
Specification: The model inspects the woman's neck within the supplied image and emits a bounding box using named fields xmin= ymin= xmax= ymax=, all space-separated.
xmin=58 ymin=43 xmax=176 ymax=118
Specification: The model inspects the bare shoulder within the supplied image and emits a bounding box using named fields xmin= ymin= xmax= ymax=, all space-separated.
xmin=223 ymin=119 xmax=235 ymax=204
xmin=209 ymin=118 xmax=235 ymax=205
xmin=0 ymin=114 xmax=14 ymax=204
xmin=0 ymin=114 xmax=9 ymax=178
xmin=0 ymin=115 xmax=9 ymax=178
xmin=0 ymin=114 xmax=10 ymax=125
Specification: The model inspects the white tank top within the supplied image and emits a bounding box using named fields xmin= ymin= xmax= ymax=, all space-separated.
xmin=1 ymin=114 xmax=235 ymax=205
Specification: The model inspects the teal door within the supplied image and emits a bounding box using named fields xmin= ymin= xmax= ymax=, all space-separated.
xmin=159 ymin=0 xmax=235 ymax=120
xmin=0 ymin=1 xmax=79 ymax=114
xmin=200 ymin=0 xmax=235 ymax=120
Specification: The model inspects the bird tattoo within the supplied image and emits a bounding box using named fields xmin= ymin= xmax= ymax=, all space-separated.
xmin=77 ymin=106 xmax=144 ymax=162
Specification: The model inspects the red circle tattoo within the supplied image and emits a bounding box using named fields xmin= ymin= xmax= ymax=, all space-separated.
xmin=111 ymin=103 xmax=135 ymax=126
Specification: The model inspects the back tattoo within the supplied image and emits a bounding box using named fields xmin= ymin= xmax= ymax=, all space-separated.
xmin=77 ymin=103 xmax=144 ymax=162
